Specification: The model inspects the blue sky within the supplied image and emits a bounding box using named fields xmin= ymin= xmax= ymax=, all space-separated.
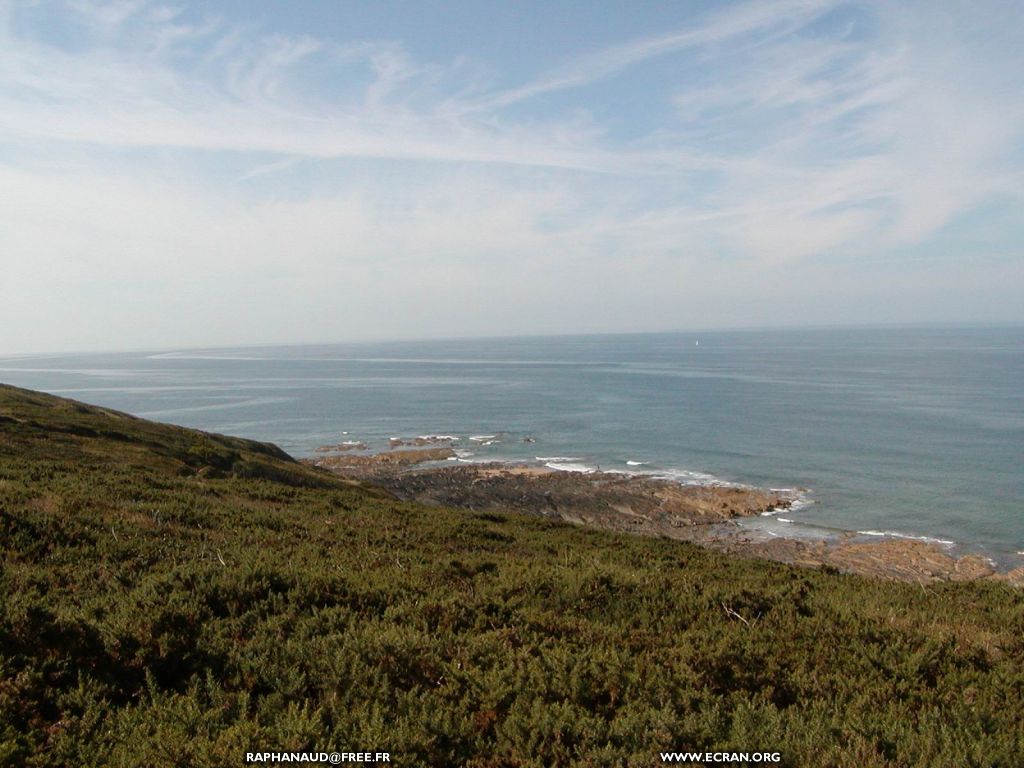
xmin=1 ymin=0 xmax=1022 ymax=353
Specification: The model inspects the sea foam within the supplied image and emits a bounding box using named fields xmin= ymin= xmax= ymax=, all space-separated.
xmin=544 ymin=462 xmax=597 ymax=473
xmin=857 ymin=530 xmax=955 ymax=547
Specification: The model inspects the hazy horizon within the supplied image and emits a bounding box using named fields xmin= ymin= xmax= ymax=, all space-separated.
xmin=3 ymin=0 xmax=1023 ymax=355
xmin=4 ymin=319 xmax=1023 ymax=360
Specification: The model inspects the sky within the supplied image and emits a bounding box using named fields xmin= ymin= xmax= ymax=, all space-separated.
xmin=1 ymin=0 xmax=1023 ymax=354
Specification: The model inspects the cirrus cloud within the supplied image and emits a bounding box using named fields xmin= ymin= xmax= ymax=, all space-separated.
xmin=1 ymin=0 xmax=1022 ymax=353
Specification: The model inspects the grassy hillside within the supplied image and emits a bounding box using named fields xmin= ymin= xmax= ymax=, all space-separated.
xmin=1 ymin=383 xmax=1021 ymax=767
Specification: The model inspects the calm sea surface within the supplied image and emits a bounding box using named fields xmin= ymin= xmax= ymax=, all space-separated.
xmin=2 ymin=327 xmax=1022 ymax=558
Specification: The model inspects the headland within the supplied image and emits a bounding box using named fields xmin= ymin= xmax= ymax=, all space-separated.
xmin=307 ymin=444 xmax=1023 ymax=585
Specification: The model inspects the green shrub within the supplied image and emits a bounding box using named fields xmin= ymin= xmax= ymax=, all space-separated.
xmin=1 ymin=383 xmax=1022 ymax=767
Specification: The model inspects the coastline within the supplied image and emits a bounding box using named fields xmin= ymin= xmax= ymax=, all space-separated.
xmin=306 ymin=444 xmax=1024 ymax=585
xmin=6 ymin=381 xmax=1024 ymax=762
xmin=5 ymin=328 xmax=1022 ymax=570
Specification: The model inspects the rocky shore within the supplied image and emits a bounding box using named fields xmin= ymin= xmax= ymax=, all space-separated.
xmin=304 ymin=448 xmax=1024 ymax=585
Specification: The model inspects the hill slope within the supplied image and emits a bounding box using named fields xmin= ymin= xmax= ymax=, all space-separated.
xmin=1 ymin=384 xmax=1021 ymax=767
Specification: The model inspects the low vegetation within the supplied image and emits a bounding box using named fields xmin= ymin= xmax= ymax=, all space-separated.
xmin=1 ymin=384 xmax=1021 ymax=767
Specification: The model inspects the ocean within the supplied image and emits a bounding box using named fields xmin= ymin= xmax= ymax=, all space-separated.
xmin=2 ymin=326 xmax=1022 ymax=560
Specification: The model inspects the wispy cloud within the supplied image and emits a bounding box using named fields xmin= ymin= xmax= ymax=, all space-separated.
xmin=1 ymin=0 xmax=1022 ymax=352
xmin=470 ymin=0 xmax=838 ymax=111
xmin=0 ymin=0 xmax=846 ymax=173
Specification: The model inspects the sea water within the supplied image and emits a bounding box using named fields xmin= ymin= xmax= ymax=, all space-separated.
xmin=2 ymin=326 xmax=1021 ymax=558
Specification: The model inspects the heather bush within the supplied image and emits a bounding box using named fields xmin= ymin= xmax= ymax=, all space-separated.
xmin=1 ymin=384 xmax=1021 ymax=767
